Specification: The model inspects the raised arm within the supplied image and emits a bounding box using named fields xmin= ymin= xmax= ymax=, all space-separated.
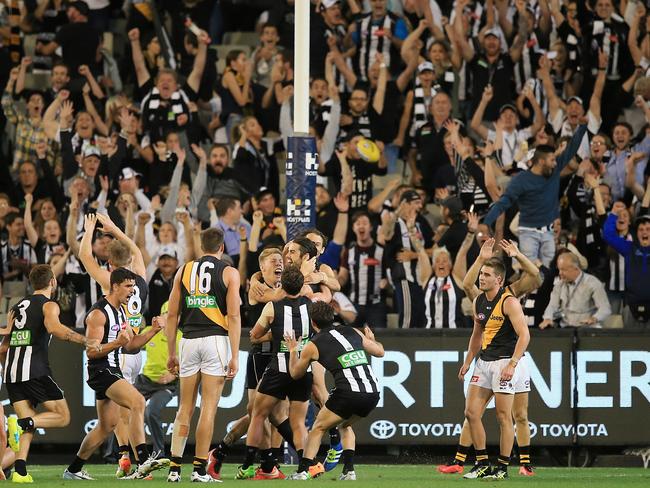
xmin=79 ymin=213 xmax=110 ymax=290
xmin=509 ymin=0 xmax=530 ymax=64
xmin=128 ymin=28 xmax=151 ymax=88
xmin=372 ymin=53 xmax=388 ymax=115
xmin=23 ymin=193 xmax=38 ymax=248
xmin=463 ymin=237 xmax=495 ymax=301
xmin=589 ymin=51 xmax=608 ymax=123
xmin=470 ymin=85 xmax=492 ymax=140
xmin=501 ymin=239 xmax=543 ymax=296
xmin=187 ymin=30 xmax=210 ymax=94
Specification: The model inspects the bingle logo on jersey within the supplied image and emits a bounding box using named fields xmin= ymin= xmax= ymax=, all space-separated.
xmin=185 ymin=295 xmax=217 ymax=308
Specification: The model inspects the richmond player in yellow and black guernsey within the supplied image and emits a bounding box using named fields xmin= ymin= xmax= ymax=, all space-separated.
xmin=459 ymin=257 xmax=530 ymax=480
xmin=165 ymin=227 xmax=241 ymax=482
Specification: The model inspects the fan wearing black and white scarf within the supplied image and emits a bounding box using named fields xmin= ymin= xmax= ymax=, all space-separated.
xmin=141 ymin=85 xmax=191 ymax=142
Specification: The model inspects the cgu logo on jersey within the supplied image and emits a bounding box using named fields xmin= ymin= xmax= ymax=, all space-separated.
xmin=10 ymin=330 xmax=31 ymax=347
xmin=186 ymin=294 xmax=218 ymax=309
xmin=338 ymin=350 xmax=369 ymax=368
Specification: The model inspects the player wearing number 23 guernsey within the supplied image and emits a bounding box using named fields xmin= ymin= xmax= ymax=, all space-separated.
xmin=165 ymin=228 xmax=241 ymax=482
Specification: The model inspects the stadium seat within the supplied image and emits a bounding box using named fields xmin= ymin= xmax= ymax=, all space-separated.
xmin=386 ymin=313 xmax=399 ymax=329
xmin=22 ymin=34 xmax=38 ymax=57
xmin=3 ymin=281 xmax=27 ymax=298
xmin=603 ymin=314 xmax=623 ymax=329
xmin=6 ymin=296 xmax=23 ymax=312
xmin=223 ymin=31 xmax=259 ymax=48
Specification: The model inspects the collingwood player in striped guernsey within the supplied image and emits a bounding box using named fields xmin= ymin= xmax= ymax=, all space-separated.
xmin=459 ymin=257 xmax=530 ymax=480
xmin=0 ymin=265 xmax=100 ymax=483
xmin=236 ymin=266 xmax=312 ymax=480
xmin=78 ymin=213 xmax=150 ymax=479
xmin=64 ymin=268 xmax=169 ymax=480
xmin=165 ymin=227 xmax=241 ymax=483
xmin=207 ymin=247 xmax=296 ymax=480
xmin=285 ymin=301 xmax=383 ymax=481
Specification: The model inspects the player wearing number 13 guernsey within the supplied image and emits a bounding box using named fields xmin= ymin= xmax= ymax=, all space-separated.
xmin=1 ymin=265 xmax=101 ymax=483
xmin=166 ymin=227 xmax=241 ymax=483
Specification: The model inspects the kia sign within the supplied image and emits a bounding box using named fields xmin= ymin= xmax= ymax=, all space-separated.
xmin=3 ymin=329 xmax=648 ymax=447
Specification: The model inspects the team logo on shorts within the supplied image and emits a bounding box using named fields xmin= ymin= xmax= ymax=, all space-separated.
xmin=470 ymin=375 xmax=479 ymax=383
xmin=499 ymin=380 xmax=513 ymax=389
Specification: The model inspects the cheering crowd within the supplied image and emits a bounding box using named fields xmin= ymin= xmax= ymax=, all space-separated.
xmin=0 ymin=0 xmax=649 ymax=331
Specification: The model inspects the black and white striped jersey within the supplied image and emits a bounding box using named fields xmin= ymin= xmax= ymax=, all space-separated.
xmin=85 ymin=297 xmax=127 ymax=372
xmin=4 ymin=294 xmax=53 ymax=383
xmin=311 ymin=325 xmax=379 ymax=394
xmin=268 ymin=296 xmax=312 ymax=374
xmin=424 ymin=275 xmax=465 ymax=328
xmin=343 ymin=243 xmax=384 ymax=306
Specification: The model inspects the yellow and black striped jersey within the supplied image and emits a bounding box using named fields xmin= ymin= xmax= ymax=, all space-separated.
xmin=475 ymin=287 xmax=518 ymax=361
xmin=179 ymin=255 xmax=230 ymax=338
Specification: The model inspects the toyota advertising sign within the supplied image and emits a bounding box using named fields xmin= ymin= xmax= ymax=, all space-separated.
xmin=3 ymin=329 xmax=648 ymax=447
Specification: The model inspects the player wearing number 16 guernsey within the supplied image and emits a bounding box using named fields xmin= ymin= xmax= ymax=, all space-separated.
xmin=77 ymin=213 xmax=150 ymax=478
xmin=165 ymin=228 xmax=241 ymax=483
xmin=285 ymin=301 xmax=383 ymax=481
xmin=0 ymin=265 xmax=101 ymax=483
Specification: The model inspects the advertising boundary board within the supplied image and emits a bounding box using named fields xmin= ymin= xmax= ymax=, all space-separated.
xmin=3 ymin=329 xmax=648 ymax=447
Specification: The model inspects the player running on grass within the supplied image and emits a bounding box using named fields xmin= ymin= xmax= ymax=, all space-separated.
xmin=64 ymin=268 xmax=169 ymax=480
xmin=285 ymin=301 xmax=383 ymax=480
xmin=0 ymin=265 xmax=100 ymax=483
xmin=438 ymin=237 xmax=540 ymax=477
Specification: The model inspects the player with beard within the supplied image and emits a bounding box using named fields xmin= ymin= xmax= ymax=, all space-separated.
xmin=285 ymin=302 xmax=383 ymax=481
xmin=2 ymin=265 xmax=100 ymax=482
xmin=459 ymin=258 xmax=530 ymax=480
xmin=235 ymin=266 xmax=313 ymax=480
xmin=79 ymin=213 xmax=150 ymax=478
xmin=483 ymin=129 xmax=587 ymax=267
xmin=64 ymin=268 xmax=168 ymax=480
xmin=206 ymin=247 xmax=296 ymax=480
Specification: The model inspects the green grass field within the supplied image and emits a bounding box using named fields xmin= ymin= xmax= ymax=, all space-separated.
xmin=20 ymin=464 xmax=650 ymax=486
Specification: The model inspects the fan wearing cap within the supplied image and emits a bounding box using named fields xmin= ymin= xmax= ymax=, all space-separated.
xmin=35 ymin=1 xmax=101 ymax=75
xmin=539 ymin=50 xmax=606 ymax=160
xmin=319 ymin=134 xmax=387 ymax=213
xmin=603 ymin=211 xmax=650 ymax=328
xmin=455 ymin=0 xmax=530 ymax=121
xmin=395 ymin=61 xmax=436 ymax=152
xmin=471 ymin=84 xmax=544 ymax=171
xmin=382 ymin=190 xmax=433 ymax=328
xmin=310 ymin=0 xmax=348 ymax=80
